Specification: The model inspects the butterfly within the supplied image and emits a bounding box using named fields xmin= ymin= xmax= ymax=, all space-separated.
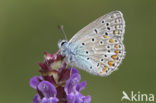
xmin=58 ymin=11 xmax=125 ymax=76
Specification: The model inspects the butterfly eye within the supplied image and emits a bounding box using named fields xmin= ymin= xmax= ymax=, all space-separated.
xmin=61 ymin=41 xmax=66 ymax=46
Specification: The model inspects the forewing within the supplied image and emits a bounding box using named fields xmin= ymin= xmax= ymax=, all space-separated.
xmin=69 ymin=11 xmax=125 ymax=43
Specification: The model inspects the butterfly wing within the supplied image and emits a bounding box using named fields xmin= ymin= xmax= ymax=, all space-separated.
xmin=69 ymin=11 xmax=125 ymax=43
xmin=69 ymin=11 xmax=125 ymax=76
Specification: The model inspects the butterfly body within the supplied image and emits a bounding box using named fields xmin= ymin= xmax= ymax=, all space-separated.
xmin=58 ymin=11 xmax=125 ymax=76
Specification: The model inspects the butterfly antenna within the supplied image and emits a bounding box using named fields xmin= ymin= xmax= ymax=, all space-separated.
xmin=58 ymin=25 xmax=68 ymax=40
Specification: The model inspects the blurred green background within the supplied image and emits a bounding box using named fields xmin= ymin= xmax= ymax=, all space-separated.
xmin=0 ymin=0 xmax=156 ymax=103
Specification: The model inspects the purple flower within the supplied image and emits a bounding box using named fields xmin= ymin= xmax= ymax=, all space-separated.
xmin=65 ymin=69 xmax=91 ymax=103
xmin=32 ymin=81 xmax=58 ymax=103
xmin=30 ymin=52 xmax=91 ymax=103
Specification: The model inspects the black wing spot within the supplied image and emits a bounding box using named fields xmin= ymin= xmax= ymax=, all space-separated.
xmin=94 ymin=29 xmax=98 ymax=34
xmin=105 ymin=32 xmax=108 ymax=35
xmin=100 ymin=41 xmax=103 ymax=44
xmin=106 ymin=70 xmax=108 ymax=73
xmin=101 ymin=59 xmax=104 ymax=61
xmin=106 ymin=23 xmax=109 ymax=26
xmin=107 ymin=46 xmax=110 ymax=48
xmin=112 ymin=64 xmax=115 ymax=67
xmin=102 ymin=20 xmax=105 ymax=23
xmin=97 ymin=63 xmax=100 ymax=67
xmin=82 ymin=43 xmax=85 ymax=45
xmin=119 ymin=45 xmax=121 ymax=48
xmin=86 ymin=51 xmax=89 ymax=54
xmin=107 ymin=27 xmax=110 ymax=30
xmin=92 ymin=38 xmax=95 ymax=41
xmin=116 ymin=57 xmax=119 ymax=60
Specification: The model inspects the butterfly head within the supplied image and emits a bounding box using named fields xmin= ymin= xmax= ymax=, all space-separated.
xmin=58 ymin=40 xmax=69 ymax=56
xmin=58 ymin=40 xmax=68 ymax=47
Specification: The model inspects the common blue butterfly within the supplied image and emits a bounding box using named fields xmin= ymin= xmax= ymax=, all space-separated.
xmin=58 ymin=11 xmax=125 ymax=76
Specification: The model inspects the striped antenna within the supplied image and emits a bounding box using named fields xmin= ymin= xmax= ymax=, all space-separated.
xmin=58 ymin=25 xmax=68 ymax=40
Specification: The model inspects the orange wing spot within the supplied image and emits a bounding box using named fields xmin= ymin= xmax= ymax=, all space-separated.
xmin=113 ymin=30 xmax=118 ymax=35
xmin=108 ymin=61 xmax=114 ymax=67
xmin=115 ymin=50 xmax=119 ymax=54
xmin=102 ymin=66 xmax=108 ymax=73
xmin=109 ymin=39 xmax=114 ymax=43
xmin=115 ymin=44 xmax=119 ymax=49
xmin=103 ymin=35 xmax=108 ymax=38
xmin=111 ymin=55 xmax=117 ymax=60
